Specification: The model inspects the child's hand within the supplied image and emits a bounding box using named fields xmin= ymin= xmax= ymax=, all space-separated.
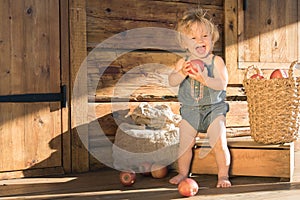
xmin=188 ymin=66 xmax=208 ymax=85
xmin=181 ymin=61 xmax=193 ymax=76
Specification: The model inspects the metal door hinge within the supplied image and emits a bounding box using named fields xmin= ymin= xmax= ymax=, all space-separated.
xmin=0 ymin=85 xmax=67 ymax=108
xmin=243 ymin=0 xmax=248 ymax=11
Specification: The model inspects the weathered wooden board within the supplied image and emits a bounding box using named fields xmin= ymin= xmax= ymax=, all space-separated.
xmin=86 ymin=48 xmax=240 ymax=99
xmin=225 ymin=0 xmax=242 ymax=84
xmin=90 ymin=101 xmax=249 ymax=135
xmin=87 ymin=50 xmax=183 ymax=97
xmin=91 ymin=86 xmax=245 ymax=103
xmin=0 ymin=167 xmax=64 ymax=180
xmin=87 ymin=50 xmax=233 ymax=98
xmin=69 ymin=0 xmax=89 ymax=173
xmin=4 ymin=166 xmax=300 ymax=200
xmin=88 ymin=50 xmax=183 ymax=69
xmin=60 ymin=0 xmax=71 ymax=174
xmin=0 ymin=0 xmax=62 ymax=175
xmin=86 ymin=0 xmax=224 ymax=51
xmin=191 ymin=137 xmax=294 ymax=179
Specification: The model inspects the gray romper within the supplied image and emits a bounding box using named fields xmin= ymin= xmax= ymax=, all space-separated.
xmin=178 ymin=55 xmax=229 ymax=133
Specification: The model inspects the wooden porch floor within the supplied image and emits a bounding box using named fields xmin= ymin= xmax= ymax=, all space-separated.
xmin=1 ymin=150 xmax=300 ymax=200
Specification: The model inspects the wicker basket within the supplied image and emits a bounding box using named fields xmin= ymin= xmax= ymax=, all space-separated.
xmin=243 ymin=61 xmax=300 ymax=144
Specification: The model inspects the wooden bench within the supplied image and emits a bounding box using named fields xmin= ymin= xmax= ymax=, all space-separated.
xmin=191 ymin=136 xmax=294 ymax=181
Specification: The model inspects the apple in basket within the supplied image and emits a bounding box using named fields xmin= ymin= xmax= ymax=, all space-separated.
xmin=178 ymin=178 xmax=199 ymax=197
xmin=120 ymin=170 xmax=136 ymax=186
xmin=270 ymin=69 xmax=288 ymax=79
xmin=250 ymin=74 xmax=264 ymax=79
xmin=188 ymin=59 xmax=205 ymax=74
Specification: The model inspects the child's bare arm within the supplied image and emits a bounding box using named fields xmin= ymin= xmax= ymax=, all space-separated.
xmin=205 ymin=56 xmax=228 ymax=90
xmin=168 ymin=58 xmax=188 ymax=87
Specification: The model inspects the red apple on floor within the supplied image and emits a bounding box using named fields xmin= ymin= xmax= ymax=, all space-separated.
xmin=178 ymin=178 xmax=199 ymax=197
xmin=188 ymin=59 xmax=205 ymax=74
xmin=270 ymin=69 xmax=288 ymax=79
xmin=151 ymin=163 xmax=168 ymax=178
xmin=120 ymin=171 xmax=136 ymax=186
xmin=139 ymin=162 xmax=152 ymax=176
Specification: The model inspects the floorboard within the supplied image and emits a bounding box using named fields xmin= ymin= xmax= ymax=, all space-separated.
xmin=0 ymin=151 xmax=299 ymax=200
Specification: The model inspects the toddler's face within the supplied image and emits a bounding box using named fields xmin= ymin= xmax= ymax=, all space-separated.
xmin=181 ymin=23 xmax=213 ymax=59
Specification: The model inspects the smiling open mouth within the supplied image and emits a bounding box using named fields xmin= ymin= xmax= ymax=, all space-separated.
xmin=196 ymin=45 xmax=206 ymax=54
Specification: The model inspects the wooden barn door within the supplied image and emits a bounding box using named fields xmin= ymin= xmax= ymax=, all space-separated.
xmin=225 ymin=0 xmax=300 ymax=84
xmin=0 ymin=0 xmax=65 ymax=178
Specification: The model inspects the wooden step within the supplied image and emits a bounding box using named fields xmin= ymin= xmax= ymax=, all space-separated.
xmin=191 ymin=136 xmax=294 ymax=181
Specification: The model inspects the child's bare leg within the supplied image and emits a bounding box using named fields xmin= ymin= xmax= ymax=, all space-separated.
xmin=169 ymin=120 xmax=197 ymax=185
xmin=207 ymin=115 xmax=231 ymax=188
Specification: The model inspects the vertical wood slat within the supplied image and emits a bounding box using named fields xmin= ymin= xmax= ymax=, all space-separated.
xmin=0 ymin=0 xmax=9 ymax=171
xmin=27 ymin=0 xmax=61 ymax=170
xmin=49 ymin=0 xmax=61 ymax=111
xmin=23 ymin=0 xmax=44 ymax=168
xmin=224 ymin=0 xmax=241 ymax=84
xmin=297 ymin=0 xmax=300 ymax=62
xmin=49 ymin=0 xmax=63 ymax=169
xmin=23 ymin=0 xmax=39 ymax=93
xmin=238 ymin=0 xmax=260 ymax=62
xmin=69 ymin=0 xmax=89 ymax=173
xmin=259 ymin=0 xmax=274 ymax=62
xmin=0 ymin=1 xmax=26 ymax=171
xmin=283 ymin=0 xmax=298 ymax=62
xmin=60 ymin=0 xmax=71 ymax=174
xmin=23 ymin=0 xmax=62 ymax=170
xmin=275 ymin=0 xmax=287 ymax=62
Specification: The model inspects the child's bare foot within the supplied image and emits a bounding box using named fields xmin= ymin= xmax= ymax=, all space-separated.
xmin=169 ymin=174 xmax=187 ymax=185
xmin=216 ymin=176 xmax=231 ymax=188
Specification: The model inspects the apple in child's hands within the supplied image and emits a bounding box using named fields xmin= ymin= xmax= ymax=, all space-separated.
xmin=188 ymin=59 xmax=205 ymax=74
xmin=120 ymin=171 xmax=136 ymax=186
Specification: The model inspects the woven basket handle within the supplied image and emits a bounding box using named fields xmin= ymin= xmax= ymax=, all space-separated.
xmin=288 ymin=60 xmax=299 ymax=79
xmin=244 ymin=65 xmax=263 ymax=80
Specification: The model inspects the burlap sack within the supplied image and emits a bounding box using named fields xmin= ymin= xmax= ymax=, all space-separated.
xmin=112 ymin=123 xmax=179 ymax=171
xmin=127 ymin=102 xmax=181 ymax=130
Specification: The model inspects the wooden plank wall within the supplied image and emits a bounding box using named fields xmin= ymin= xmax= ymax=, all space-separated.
xmin=83 ymin=0 xmax=249 ymax=170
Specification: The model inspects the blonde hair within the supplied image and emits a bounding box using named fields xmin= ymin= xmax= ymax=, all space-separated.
xmin=176 ymin=8 xmax=219 ymax=48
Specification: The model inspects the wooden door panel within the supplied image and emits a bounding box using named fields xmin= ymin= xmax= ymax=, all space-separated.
xmin=260 ymin=0 xmax=297 ymax=63
xmin=225 ymin=0 xmax=299 ymax=84
xmin=0 ymin=0 xmax=62 ymax=173
xmin=238 ymin=0 xmax=260 ymax=62
xmin=24 ymin=103 xmax=61 ymax=169
xmin=239 ymin=0 xmax=298 ymax=66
